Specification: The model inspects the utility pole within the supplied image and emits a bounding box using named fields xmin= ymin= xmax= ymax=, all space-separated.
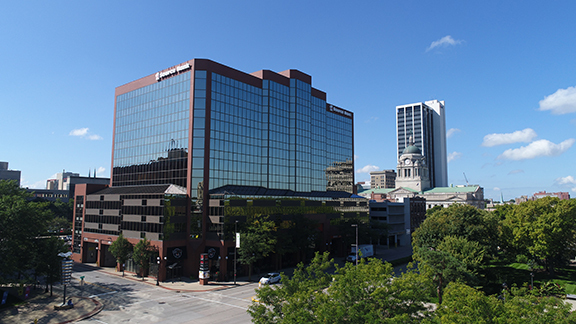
xmin=234 ymin=220 xmax=238 ymax=285
xmin=352 ymin=224 xmax=358 ymax=267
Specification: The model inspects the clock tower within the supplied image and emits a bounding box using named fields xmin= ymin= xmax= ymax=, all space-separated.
xmin=396 ymin=136 xmax=430 ymax=191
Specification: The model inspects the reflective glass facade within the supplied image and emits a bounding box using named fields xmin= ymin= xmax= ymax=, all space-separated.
xmin=113 ymin=72 xmax=191 ymax=187
xmin=112 ymin=60 xmax=354 ymax=199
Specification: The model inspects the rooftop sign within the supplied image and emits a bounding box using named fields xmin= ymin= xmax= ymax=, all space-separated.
xmin=155 ymin=63 xmax=191 ymax=81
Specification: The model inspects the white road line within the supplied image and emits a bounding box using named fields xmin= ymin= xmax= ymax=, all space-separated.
xmin=204 ymin=292 xmax=252 ymax=302
xmin=89 ymin=291 xmax=118 ymax=298
xmin=86 ymin=319 xmax=109 ymax=324
xmin=182 ymin=294 xmax=249 ymax=310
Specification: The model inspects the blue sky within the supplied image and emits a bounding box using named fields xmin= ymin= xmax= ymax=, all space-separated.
xmin=2 ymin=1 xmax=576 ymax=200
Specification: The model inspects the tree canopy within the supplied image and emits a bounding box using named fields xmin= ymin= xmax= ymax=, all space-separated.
xmin=249 ymin=252 xmax=432 ymax=323
xmin=0 ymin=180 xmax=52 ymax=284
xmin=109 ymin=233 xmax=133 ymax=265
xmin=237 ymin=214 xmax=277 ymax=280
xmin=501 ymin=197 xmax=576 ymax=276
xmin=412 ymin=204 xmax=498 ymax=303
xmin=436 ymin=282 xmax=576 ymax=323
xmin=132 ymin=238 xmax=156 ymax=276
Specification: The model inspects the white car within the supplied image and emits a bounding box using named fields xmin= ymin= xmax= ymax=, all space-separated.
xmin=259 ymin=273 xmax=281 ymax=285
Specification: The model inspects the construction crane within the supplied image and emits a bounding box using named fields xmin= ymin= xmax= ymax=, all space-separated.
xmin=463 ymin=172 xmax=469 ymax=186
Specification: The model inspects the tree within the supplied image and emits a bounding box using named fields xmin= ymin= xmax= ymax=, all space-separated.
xmin=501 ymin=197 xmax=576 ymax=276
xmin=34 ymin=237 xmax=68 ymax=296
xmin=109 ymin=233 xmax=133 ymax=272
xmin=435 ymin=282 xmax=576 ymax=323
xmin=238 ymin=214 xmax=277 ymax=280
xmin=0 ymin=180 xmax=51 ymax=284
xmin=249 ymin=252 xmax=432 ymax=323
xmin=413 ymin=204 xmax=500 ymax=255
xmin=412 ymin=204 xmax=495 ymax=303
xmin=132 ymin=238 xmax=156 ymax=278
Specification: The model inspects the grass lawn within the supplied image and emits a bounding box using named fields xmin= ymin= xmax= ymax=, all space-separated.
xmin=484 ymin=261 xmax=576 ymax=295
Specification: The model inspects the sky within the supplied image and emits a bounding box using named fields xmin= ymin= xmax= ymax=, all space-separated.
xmin=2 ymin=1 xmax=576 ymax=201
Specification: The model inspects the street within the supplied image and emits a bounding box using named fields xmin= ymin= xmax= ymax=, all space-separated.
xmin=51 ymin=264 xmax=257 ymax=324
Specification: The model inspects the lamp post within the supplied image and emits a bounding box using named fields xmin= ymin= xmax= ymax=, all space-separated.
xmin=156 ymin=256 xmax=166 ymax=286
xmin=156 ymin=257 xmax=160 ymax=286
xmin=234 ymin=220 xmax=238 ymax=285
xmin=352 ymin=224 xmax=358 ymax=267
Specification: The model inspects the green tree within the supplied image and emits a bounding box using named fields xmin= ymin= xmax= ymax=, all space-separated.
xmin=0 ymin=180 xmax=51 ymax=284
xmin=501 ymin=197 xmax=576 ymax=276
xmin=238 ymin=214 xmax=277 ymax=280
xmin=34 ymin=236 xmax=68 ymax=296
xmin=413 ymin=204 xmax=497 ymax=302
xmin=413 ymin=204 xmax=499 ymax=255
xmin=435 ymin=282 xmax=576 ymax=323
xmin=109 ymin=233 xmax=133 ymax=271
xmin=132 ymin=238 xmax=156 ymax=278
xmin=249 ymin=252 xmax=432 ymax=323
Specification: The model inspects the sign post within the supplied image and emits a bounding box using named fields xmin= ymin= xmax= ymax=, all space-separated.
xmin=61 ymin=259 xmax=73 ymax=305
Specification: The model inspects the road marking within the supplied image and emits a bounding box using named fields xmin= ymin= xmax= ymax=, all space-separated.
xmin=182 ymin=293 xmax=248 ymax=310
xmin=89 ymin=291 xmax=119 ymax=298
xmin=204 ymin=292 xmax=252 ymax=302
xmin=86 ymin=319 xmax=109 ymax=324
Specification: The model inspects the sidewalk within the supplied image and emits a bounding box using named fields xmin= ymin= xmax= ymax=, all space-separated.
xmin=0 ymin=292 xmax=103 ymax=324
xmin=82 ymin=263 xmax=256 ymax=293
xmin=0 ymin=245 xmax=414 ymax=324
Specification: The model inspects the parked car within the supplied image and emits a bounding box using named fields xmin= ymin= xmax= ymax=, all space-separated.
xmin=346 ymin=244 xmax=374 ymax=262
xmin=259 ymin=273 xmax=281 ymax=285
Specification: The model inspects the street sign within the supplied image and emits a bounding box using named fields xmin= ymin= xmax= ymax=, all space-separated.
xmin=236 ymin=233 xmax=240 ymax=248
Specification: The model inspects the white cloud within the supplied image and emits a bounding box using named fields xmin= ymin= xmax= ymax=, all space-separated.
xmin=96 ymin=167 xmax=106 ymax=176
xmin=69 ymin=128 xmax=102 ymax=140
xmin=447 ymin=152 xmax=462 ymax=162
xmin=354 ymin=155 xmax=358 ymax=161
xmin=356 ymin=165 xmax=380 ymax=174
xmin=498 ymin=138 xmax=575 ymax=160
xmin=555 ymin=175 xmax=576 ymax=185
xmin=426 ymin=35 xmax=463 ymax=52
xmin=69 ymin=128 xmax=89 ymax=137
xmin=446 ymin=128 xmax=461 ymax=138
xmin=538 ymin=86 xmax=576 ymax=115
xmin=482 ymin=128 xmax=537 ymax=147
xmin=508 ymin=169 xmax=524 ymax=175
xmin=493 ymin=187 xmax=501 ymax=191
xmin=555 ymin=176 xmax=576 ymax=192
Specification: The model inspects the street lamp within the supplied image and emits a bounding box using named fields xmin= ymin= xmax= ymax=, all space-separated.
xmin=157 ymin=257 xmax=161 ymax=286
xmin=352 ymin=224 xmax=358 ymax=267
xmin=156 ymin=256 xmax=166 ymax=286
xmin=234 ymin=220 xmax=238 ymax=285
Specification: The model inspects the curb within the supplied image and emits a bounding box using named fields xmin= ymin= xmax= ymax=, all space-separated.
xmin=82 ymin=264 xmax=254 ymax=293
xmin=58 ymin=296 xmax=103 ymax=324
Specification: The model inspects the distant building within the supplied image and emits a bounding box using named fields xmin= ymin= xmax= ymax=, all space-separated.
xmin=396 ymin=100 xmax=447 ymax=188
xmin=395 ymin=136 xmax=430 ymax=191
xmin=532 ymin=191 xmax=570 ymax=200
xmin=0 ymin=162 xmax=21 ymax=186
xmin=370 ymin=170 xmax=396 ymax=189
xmin=369 ymin=196 xmax=426 ymax=247
xmin=359 ymin=184 xmax=485 ymax=210
xmin=28 ymin=171 xmax=110 ymax=202
xmin=326 ymin=159 xmax=355 ymax=193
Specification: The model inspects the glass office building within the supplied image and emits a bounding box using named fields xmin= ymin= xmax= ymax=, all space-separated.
xmin=112 ymin=59 xmax=355 ymax=201
xmin=396 ymin=100 xmax=447 ymax=188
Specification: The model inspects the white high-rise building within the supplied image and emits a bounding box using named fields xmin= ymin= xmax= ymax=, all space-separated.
xmin=396 ymin=100 xmax=447 ymax=188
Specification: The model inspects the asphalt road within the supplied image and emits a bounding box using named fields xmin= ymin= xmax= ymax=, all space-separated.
xmin=51 ymin=264 xmax=257 ymax=324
